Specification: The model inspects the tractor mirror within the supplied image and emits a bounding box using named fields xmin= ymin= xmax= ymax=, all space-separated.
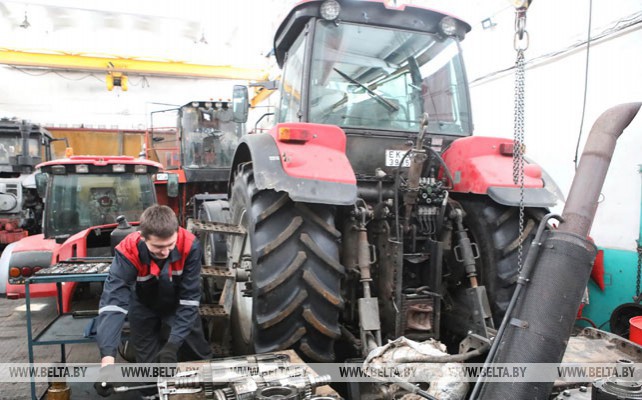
xmin=232 ymin=85 xmax=249 ymax=123
xmin=166 ymin=173 xmax=179 ymax=198
xmin=35 ymin=172 xmax=48 ymax=197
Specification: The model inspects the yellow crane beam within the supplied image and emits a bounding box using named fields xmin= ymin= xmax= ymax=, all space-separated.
xmin=250 ymin=87 xmax=277 ymax=108
xmin=0 ymin=49 xmax=268 ymax=81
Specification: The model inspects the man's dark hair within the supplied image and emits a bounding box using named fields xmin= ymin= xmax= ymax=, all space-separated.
xmin=139 ymin=205 xmax=179 ymax=239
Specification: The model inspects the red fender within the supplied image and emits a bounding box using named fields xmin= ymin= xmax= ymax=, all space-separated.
xmin=10 ymin=234 xmax=57 ymax=254
xmin=442 ymin=136 xmax=543 ymax=193
xmin=269 ymin=123 xmax=356 ymax=185
xmin=5 ymin=235 xmax=59 ymax=300
xmin=7 ymin=224 xmax=119 ymax=312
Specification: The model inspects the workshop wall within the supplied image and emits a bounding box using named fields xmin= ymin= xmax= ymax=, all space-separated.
xmin=461 ymin=0 xmax=642 ymax=251
xmin=47 ymin=128 xmax=146 ymax=157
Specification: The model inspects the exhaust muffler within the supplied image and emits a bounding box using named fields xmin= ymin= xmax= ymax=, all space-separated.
xmin=477 ymin=103 xmax=641 ymax=400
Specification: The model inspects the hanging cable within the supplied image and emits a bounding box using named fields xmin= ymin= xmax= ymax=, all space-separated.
xmin=573 ymin=0 xmax=593 ymax=170
xmin=469 ymin=10 xmax=642 ymax=86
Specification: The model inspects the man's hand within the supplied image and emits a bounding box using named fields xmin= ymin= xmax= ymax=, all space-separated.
xmin=158 ymin=341 xmax=180 ymax=364
xmin=94 ymin=364 xmax=116 ymax=397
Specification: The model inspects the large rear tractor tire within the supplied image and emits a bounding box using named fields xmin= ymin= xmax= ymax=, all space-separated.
xmin=229 ymin=165 xmax=345 ymax=362
xmin=457 ymin=195 xmax=545 ymax=326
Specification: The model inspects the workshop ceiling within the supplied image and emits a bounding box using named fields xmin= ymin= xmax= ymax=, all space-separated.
xmin=0 ymin=0 xmax=505 ymax=75
xmin=0 ymin=0 xmax=296 ymax=71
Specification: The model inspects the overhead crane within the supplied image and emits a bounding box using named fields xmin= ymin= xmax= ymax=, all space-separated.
xmin=0 ymin=48 xmax=268 ymax=81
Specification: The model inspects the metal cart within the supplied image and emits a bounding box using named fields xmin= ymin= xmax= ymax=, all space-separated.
xmin=25 ymin=259 xmax=111 ymax=400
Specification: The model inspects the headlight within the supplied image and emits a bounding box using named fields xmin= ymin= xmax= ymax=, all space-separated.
xmin=320 ymin=0 xmax=341 ymax=21
xmin=439 ymin=16 xmax=458 ymax=37
xmin=112 ymin=164 xmax=126 ymax=173
xmin=75 ymin=164 xmax=89 ymax=173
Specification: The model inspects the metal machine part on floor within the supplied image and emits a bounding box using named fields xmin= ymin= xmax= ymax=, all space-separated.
xmin=157 ymin=354 xmax=332 ymax=400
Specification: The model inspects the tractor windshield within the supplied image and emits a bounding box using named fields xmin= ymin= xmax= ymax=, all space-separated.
xmin=180 ymin=105 xmax=240 ymax=169
xmin=44 ymin=173 xmax=156 ymax=238
xmin=308 ymin=20 xmax=471 ymax=135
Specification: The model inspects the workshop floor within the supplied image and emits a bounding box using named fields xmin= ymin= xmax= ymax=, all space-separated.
xmin=0 ymin=296 xmax=142 ymax=400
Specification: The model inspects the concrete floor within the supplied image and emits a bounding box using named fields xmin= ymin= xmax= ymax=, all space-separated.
xmin=0 ymin=296 xmax=143 ymax=400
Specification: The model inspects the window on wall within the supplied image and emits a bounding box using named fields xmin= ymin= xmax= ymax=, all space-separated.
xmin=278 ymin=29 xmax=307 ymax=123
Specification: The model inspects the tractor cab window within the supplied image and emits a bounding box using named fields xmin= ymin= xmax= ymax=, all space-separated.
xmin=44 ymin=173 xmax=156 ymax=238
xmin=277 ymin=30 xmax=307 ymax=123
xmin=180 ymin=105 xmax=240 ymax=169
xmin=308 ymin=20 xmax=472 ymax=136
xmin=0 ymin=136 xmax=40 ymax=164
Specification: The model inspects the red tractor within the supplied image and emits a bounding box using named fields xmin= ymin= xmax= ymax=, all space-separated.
xmin=190 ymin=2 xmax=640 ymax=399
xmin=2 ymin=153 xmax=161 ymax=310
xmin=208 ymin=0 xmax=558 ymax=360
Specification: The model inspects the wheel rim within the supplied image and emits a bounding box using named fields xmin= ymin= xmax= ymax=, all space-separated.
xmin=232 ymin=209 xmax=253 ymax=346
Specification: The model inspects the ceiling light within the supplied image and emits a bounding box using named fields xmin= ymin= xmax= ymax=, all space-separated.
xmin=19 ymin=12 xmax=30 ymax=29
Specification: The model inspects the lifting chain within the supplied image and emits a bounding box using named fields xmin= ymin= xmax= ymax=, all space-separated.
xmin=513 ymin=3 xmax=530 ymax=271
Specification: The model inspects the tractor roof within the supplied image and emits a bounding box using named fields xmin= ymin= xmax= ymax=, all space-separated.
xmin=183 ymin=100 xmax=231 ymax=108
xmin=0 ymin=118 xmax=53 ymax=139
xmin=274 ymin=0 xmax=471 ymax=67
xmin=37 ymin=155 xmax=162 ymax=170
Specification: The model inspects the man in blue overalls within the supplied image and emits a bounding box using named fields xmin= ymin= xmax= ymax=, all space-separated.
xmin=94 ymin=205 xmax=211 ymax=397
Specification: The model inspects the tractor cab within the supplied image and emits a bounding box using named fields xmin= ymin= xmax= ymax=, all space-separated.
xmin=0 ymin=118 xmax=55 ymax=175
xmin=147 ymin=87 xmax=249 ymax=224
xmin=147 ymin=89 xmax=249 ymax=183
xmin=271 ymin=0 xmax=473 ymax=176
xmin=36 ymin=155 xmax=160 ymax=241
xmin=179 ymin=100 xmax=244 ymax=180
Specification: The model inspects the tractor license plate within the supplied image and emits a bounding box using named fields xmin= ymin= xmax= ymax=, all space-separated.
xmin=385 ymin=149 xmax=411 ymax=167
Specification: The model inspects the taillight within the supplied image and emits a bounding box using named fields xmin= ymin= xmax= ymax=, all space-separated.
xmin=499 ymin=143 xmax=514 ymax=155
xmin=21 ymin=267 xmax=33 ymax=277
xmin=277 ymin=127 xmax=311 ymax=143
xmin=9 ymin=267 xmax=21 ymax=278
xmin=33 ymin=266 xmax=42 ymax=274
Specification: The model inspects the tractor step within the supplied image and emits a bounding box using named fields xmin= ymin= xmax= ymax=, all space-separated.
xmin=199 ymin=304 xmax=228 ymax=318
xmin=201 ymin=266 xmax=235 ymax=285
xmin=201 ymin=265 xmax=233 ymax=277
xmin=187 ymin=219 xmax=246 ymax=236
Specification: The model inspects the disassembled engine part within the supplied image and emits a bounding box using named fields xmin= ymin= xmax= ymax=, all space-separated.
xmin=157 ymin=353 xmax=330 ymax=400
